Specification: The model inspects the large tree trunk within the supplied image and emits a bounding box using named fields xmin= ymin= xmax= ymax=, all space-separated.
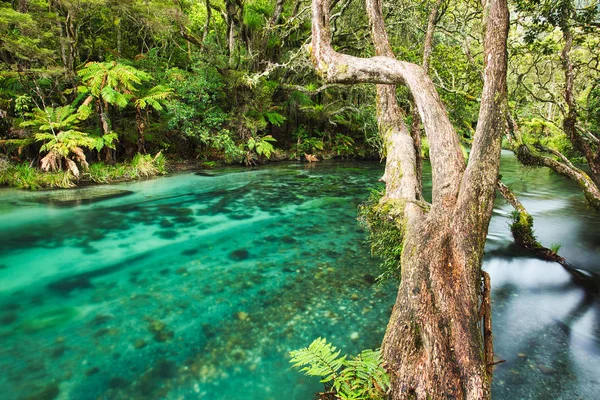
xmin=309 ymin=0 xmax=509 ymax=398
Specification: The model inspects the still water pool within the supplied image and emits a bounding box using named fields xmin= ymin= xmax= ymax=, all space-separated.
xmin=0 ymin=152 xmax=598 ymax=399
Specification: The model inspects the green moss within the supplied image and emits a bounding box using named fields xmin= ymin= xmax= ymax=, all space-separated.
xmin=509 ymin=210 xmax=542 ymax=249
xmin=358 ymin=189 xmax=406 ymax=282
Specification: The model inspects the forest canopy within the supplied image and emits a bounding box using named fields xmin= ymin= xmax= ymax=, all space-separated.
xmin=0 ymin=0 xmax=599 ymax=196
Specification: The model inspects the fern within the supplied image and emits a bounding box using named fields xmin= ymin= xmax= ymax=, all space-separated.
xmin=290 ymin=338 xmax=389 ymax=400
xmin=290 ymin=338 xmax=346 ymax=384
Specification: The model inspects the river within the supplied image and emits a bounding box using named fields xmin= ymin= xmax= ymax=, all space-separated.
xmin=0 ymin=151 xmax=598 ymax=399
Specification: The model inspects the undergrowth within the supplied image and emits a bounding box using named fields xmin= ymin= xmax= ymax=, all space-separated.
xmin=0 ymin=153 xmax=167 ymax=190
xmin=358 ymin=188 xmax=404 ymax=282
xmin=290 ymin=337 xmax=389 ymax=400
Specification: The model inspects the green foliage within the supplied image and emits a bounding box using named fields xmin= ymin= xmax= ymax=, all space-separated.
xmin=290 ymin=338 xmax=389 ymax=400
xmin=78 ymin=61 xmax=151 ymax=103
xmin=165 ymin=66 xmax=240 ymax=160
xmin=358 ymin=189 xmax=405 ymax=282
xmin=550 ymin=243 xmax=563 ymax=253
xmin=0 ymin=161 xmax=74 ymax=190
xmin=247 ymin=135 xmax=277 ymax=158
xmin=86 ymin=153 xmax=166 ymax=183
xmin=135 ymin=85 xmax=173 ymax=111
xmin=21 ymin=106 xmax=101 ymax=158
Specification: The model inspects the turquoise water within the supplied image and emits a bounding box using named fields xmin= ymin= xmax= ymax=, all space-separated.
xmin=0 ymin=153 xmax=599 ymax=399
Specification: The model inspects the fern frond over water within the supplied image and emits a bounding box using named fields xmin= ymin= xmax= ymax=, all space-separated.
xmin=290 ymin=338 xmax=389 ymax=400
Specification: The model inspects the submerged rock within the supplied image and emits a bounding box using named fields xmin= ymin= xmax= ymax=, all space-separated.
xmin=363 ymin=274 xmax=377 ymax=285
xmin=20 ymin=308 xmax=77 ymax=333
xmin=23 ymin=383 xmax=60 ymax=400
xmin=229 ymin=249 xmax=250 ymax=261
xmin=32 ymin=188 xmax=134 ymax=207
xmin=48 ymin=276 xmax=93 ymax=295
xmin=175 ymin=267 xmax=188 ymax=276
xmin=108 ymin=377 xmax=128 ymax=389
xmin=85 ymin=367 xmax=100 ymax=376
xmin=0 ymin=312 xmax=18 ymax=325
xmin=154 ymin=230 xmax=178 ymax=240
xmin=181 ymin=248 xmax=199 ymax=256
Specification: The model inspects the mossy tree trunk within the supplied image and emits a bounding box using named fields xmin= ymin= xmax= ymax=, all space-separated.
xmin=309 ymin=0 xmax=509 ymax=398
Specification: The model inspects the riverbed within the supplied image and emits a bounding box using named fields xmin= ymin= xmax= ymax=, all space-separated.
xmin=0 ymin=151 xmax=598 ymax=399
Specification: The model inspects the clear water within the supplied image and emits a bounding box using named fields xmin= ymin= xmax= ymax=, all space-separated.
xmin=0 ymin=152 xmax=598 ymax=399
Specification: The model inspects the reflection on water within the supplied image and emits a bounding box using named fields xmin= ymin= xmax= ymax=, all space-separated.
xmin=0 ymin=151 xmax=598 ymax=399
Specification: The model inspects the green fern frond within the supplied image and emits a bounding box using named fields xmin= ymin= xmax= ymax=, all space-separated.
xmin=289 ymin=337 xmax=346 ymax=383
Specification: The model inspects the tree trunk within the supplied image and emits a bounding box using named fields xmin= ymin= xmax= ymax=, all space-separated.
xmin=309 ymin=0 xmax=509 ymax=398
xmin=202 ymin=0 xmax=212 ymax=44
xmin=17 ymin=0 xmax=28 ymax=13
xmin=409 ymin=0 xmax=443 ymax=192
xmin=136 ymin=107 xmax=145 ymax=154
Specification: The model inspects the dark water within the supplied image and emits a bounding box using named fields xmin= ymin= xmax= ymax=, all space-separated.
xmin=0 ymin=152 xmax=598 ymax=399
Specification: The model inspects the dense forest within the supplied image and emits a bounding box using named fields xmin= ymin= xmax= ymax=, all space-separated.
xmin=1 ymin=0 xmax=598 ymax=194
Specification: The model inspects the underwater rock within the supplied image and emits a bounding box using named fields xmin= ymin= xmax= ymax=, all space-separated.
xmin=134 ymin=338 xmax=147 ymax=349
xmin=82 ymin=246 xmax=99 ymax=255
xmin=154 ymin=330 xmax=174 ymax=342
xmin=108 ymin=377 xmax=128 ymax=389
xmin=0 ymin=312 xmax=18 ymax=325
xmin=2 ymin=302 xmax=21 ymax=311
xmin=202 ymin=324 xmax=217 ymax=338
xmin=362 ymin=274 xmax=376 ymax=285
xmin=174 ymin=216 xmax=195 ymax=224
xmin=537 ymin=364 xmax=557 ymax=374
xmin=48 ymin=276 xmax=93 ymax=294
xmin=148 ymin=319 xmax=174 ymax=342
xmin=31 ymin=188 xmax=134 ymax=207
xmin=160 ymin=219 xmax=174 ymax=228
xmin=181 ymin=248 xmax=199 ymax=256
xmin=20 ymin=308 xmax=77 ymax=333
xmin=90 ymin=314 xmax=114 ymax=326
xmin=228 ymin=214 xmax=253 ymax=220
xmin=229 ymin=249 xmax=250 ymax=261
xmin=23 ymin=383 xmax=60 ymax=400
xmin=50 ymin=345 xmax=67 ymax=359
xmin=195 ymin=171 xmax=218 ymax=177
xmin=156 ymin=359 xmax=177 ymax=379
xmin=93 ymin=327 xmax=119 ymax=338
xmin=281 ymin=236 xmax=297 ymax=244
xmin=154 ymin=230 xmax=178 ymax=240
xmin=85 ymin=367 xmax=100 ymax=376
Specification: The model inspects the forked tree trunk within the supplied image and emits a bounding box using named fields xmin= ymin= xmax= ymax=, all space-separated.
xmin=309 ymin=0 xmax=509 ymax=398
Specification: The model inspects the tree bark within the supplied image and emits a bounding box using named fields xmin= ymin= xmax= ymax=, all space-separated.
xmin=309 ymin=0 xmax=509 ymax=398
xmin=409 ymin=0 xmax=444 ymax=193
